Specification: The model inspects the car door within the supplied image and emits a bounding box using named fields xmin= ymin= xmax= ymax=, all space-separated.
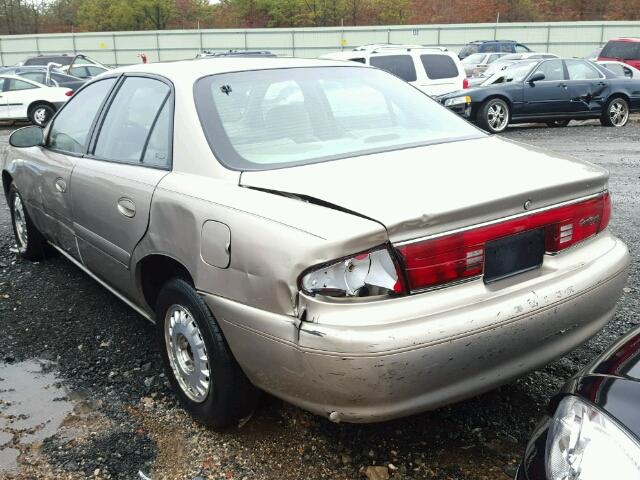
xmin=3 ymin=77 xmax=40 ymax=119
xmin=69 ymin=75 xmax=172 ymax=298
xmin=564 ymin=59 xmax=608 ymax=115
xmin=0 ymin=78 xmax=10 ymax=118
xmin=35 ymin=77 xmax=118 ymax=258
xmin=522 ymin=59 xmax=571 ymax=116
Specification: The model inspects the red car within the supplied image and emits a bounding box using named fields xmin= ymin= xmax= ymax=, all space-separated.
xmin=598 ymin=37 xmax=640 ymax=70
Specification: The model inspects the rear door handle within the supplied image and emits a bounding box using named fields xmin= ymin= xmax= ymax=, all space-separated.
xmin=55 ymin=178 xmax=67 ymax=193
xmin=117 ymin=197 xmax=136 ymax=218
xmin=558 ymin=83 xmax=568 ymax=89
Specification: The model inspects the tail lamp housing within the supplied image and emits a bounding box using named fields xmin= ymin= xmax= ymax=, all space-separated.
xmin=397 ymin=192 xmax=612 ymax=292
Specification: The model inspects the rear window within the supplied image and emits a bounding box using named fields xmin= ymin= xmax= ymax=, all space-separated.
xmin=194 ymin=66 xmax=482 ymax=171
xmin=459 ymin=45 xmax=479 ymax=57
xmin=24 ymin=56 xmax=72 ymax=66
xmin=600 ymin=41 xmax=640 ymax=60
xmin=370 ymin=55 xmax=417 ymax=82
xmin=420 ymin=54 xmax=459 ymax=79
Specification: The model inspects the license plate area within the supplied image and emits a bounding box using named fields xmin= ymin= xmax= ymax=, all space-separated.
xmin=484 ymin=228 xmax=545 ymax=284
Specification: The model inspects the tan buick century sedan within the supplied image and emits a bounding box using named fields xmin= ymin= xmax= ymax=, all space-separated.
xmin=1 ymin=58 xmax=630 ymax=427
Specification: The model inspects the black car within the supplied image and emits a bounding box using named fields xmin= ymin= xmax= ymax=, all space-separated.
xmin=437 ymin=58 xmax=640 ymax=133
xmin=0 ymin=66 xmax=86 ymax=92
xmin=458 ymin=40 xmax=531 ymax=59
xmin=516 ymin=326 xmax=640 ymax=479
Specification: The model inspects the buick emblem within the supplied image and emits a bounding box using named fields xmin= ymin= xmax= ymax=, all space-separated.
xmin=524 ymin=199 xmax=532 ymax=210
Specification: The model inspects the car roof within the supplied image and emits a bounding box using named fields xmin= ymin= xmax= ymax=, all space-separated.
xmin=110 ymin=57 xmax=367 ymax=82
xmin=608 ymin=37 xmax=640 ymax=43
xmin=469 ymin=40 xmax=517 ymax=44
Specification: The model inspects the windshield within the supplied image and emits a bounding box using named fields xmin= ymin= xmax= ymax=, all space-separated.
xmin=462 ymin=53 xmax=486 ymax=64
xmin=600 ymin=41 xmax=640 ymax=60
xmin=481 ymin=60 xmax=537 ymax=85
xmin=195 ymin=66 xmax=483 ymax=171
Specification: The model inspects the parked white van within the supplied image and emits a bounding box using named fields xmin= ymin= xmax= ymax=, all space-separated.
xmin=320 ymin=45 xmax=468 ymax=96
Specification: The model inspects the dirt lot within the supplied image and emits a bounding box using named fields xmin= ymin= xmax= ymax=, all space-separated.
xmin=0 ymin=121 xmax=638 ymax=480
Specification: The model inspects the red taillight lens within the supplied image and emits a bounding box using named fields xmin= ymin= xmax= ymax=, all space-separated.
xmin=65 ymin=90 xmax=73 ymax=97
xmin=397 ymin=193 xmax=611 ymax=291
xmin=463 ymin=78 xmax=469 ymax=89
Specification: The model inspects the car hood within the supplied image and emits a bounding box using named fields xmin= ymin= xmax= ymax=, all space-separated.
xmin=240 ymin=136 xmax=608 ymax=243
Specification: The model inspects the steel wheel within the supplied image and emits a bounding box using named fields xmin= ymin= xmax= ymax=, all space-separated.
xmin=164 ymin=304 xmax=211 ymax=403
xmin=12 ymin=193 xmax=28 ymax=252
xmin=608 ymin=99 xmax=629 ymax=127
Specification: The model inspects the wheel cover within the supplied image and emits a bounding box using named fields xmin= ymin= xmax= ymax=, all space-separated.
xmin=487 ymin=102 xmax=508 ymax=131
xmin=12 ymin=194 xmax=28 ymax=251
xmin=609 ymin=100 xmax=628 ymax=127
xmin=33 ymin=107 xmax=48 ymax=126
xmin=164 ymin=304 xmax=211 ymax=403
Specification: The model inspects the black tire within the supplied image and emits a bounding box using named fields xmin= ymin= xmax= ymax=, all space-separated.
xmin=546 ymin=119 xmax=570 ymax=127
xmin=156 ymin=278 xmax=260 ymax=428
xmin=477 ymin=98 xmax=510 ymax=133
xmin=28 ymin=103 xmax=55 ymax=127
xmin=8 ymin=183 xmax=47 ymax=261
xmin=600 ymin=96 xmax=629 ymax=127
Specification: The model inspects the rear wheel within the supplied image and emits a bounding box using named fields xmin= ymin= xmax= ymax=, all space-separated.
xmin=600 ymin=97 xmax=629 ymax=127
xmin=8 ymin=183 xmax=47 ymax=260
xmin=28 ymin=103 xmax=55 ymax=127
xmin=478 ymin=98 xmax=510 ymax=133
xmin=546 ymin=119 xmax=570 ymax=127
xmin=156 ymin=278 xmax=260 ymax=428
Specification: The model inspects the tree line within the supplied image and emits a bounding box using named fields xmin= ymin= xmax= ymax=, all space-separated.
xmin=1 ymin=0 xmax=639 ymax=35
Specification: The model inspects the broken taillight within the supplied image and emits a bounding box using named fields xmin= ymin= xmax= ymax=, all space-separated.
xmin=397 ymin=192 xmax=611 ymax=292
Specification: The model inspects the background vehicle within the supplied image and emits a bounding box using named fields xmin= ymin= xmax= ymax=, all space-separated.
xmin=2 ymin=58 xmax=629 ymax=429
xmin=516 ymin=325 xmax=640 ymax=479
xmin=0 ymin=74 xmax=71 ymax=125
xmin=461 ymin=52 xmax=509 ymax=77
xmin=598 ymin=60 xmax=640 ymax=78
xmin=458 ymin=40 xmax=532 ymax=59
xmin=196 ymin=50 xmax=276 ymax=58
xmin=23 ymin=53 xmax=110 ymax=79
xmin=0 ymin=65 xmax=86 ymax=92
xmin=598 ymin=37 xmax=640 ymax=69
xmin=466 ymin=53 xmax=559 ymax=86
xmin=437 ymin=58 xmax=640 ymax=133
xmin=321 ymin=45 xmax=468 ymax=95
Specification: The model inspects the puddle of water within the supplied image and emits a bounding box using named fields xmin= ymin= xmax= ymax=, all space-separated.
xmin=0 ymin=359 xmax=75 ymax=474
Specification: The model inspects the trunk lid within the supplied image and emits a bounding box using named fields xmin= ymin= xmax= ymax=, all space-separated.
xmin=240 ymin=136 xmax=608 ymax=243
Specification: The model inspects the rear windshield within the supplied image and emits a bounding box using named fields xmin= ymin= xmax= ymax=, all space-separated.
xmin=420 ymin=54 xmax=459 ymax=79
xmin=600 ymin=41 xmax=640 ymax=60
xmin=195 ymin=66 xmax=483 ymax=171
xmin=370 ymin=55 xmax=417 ymax=82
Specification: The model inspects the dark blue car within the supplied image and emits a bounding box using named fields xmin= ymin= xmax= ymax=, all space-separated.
xmin=437 ymin=58 xmax=640 ymax=133
xmin=459 ymin=40 xmax=532 ymax=59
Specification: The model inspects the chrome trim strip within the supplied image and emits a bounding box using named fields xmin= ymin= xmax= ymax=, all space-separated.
xmin=395 ymin=191 xmax=605 ymax=247
xmin=50 ymin=243 xmax=155 ymax=324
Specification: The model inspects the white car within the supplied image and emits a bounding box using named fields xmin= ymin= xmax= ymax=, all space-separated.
xmin=320 ymin=45 xmax=468 ymax=96
xmin=0 ymin=75 xmax=72 ymax=126
xmin=461 ymin=52 xmax=509 ymax=77
xmin=597 ymin=60 xmax=640 ymax=78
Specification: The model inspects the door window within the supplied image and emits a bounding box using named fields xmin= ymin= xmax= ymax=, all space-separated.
xmin=420 ymin=54 xmax=459 ymax=79
xmin=48 ymin=77 xmax=117 ymax=154
xmin=530 ymin=60 xmax=565 ymax=81
xmin=565 ymin=60 xmax=601 ymax=80
xmin=515 ymin=44 xmax=531 ymax=53
xmin=86 ymin=66 xmax=107 ymax=77
xmin=602 ymin=63 xmax=625 ymax=76
xmin=4 ymin=78 xmax=38 ymax=91
xmin=93 ymin=77 xmax=171 ymax=165
xmin=68 ymin=66 xmax=89 ymax=78
xmin=370 ymin=55 xmax=417 ymax=82
xmin=18 ymin=72 xmax=46 ymax=84
xmin=499 ymin=43 xmax=513 ymax=53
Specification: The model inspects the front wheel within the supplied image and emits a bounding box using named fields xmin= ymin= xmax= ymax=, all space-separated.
xmin=156 ymin=278 xmax=260 ymax=428
xmin=600 ymin=97 xmax=629 ymax=127
xmin=478 ymin=98 xmax=510 ymax=133
xmin=546 ymin=119 xmax=570 ymax=127
xmin=8 ymin=183 xmax=47 ymax=260
xmin=28 ymin=103 xmax=55 ymax=127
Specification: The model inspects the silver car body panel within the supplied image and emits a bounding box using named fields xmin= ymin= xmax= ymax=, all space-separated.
xmin=1 ymin=57 xmax=630 ymax=422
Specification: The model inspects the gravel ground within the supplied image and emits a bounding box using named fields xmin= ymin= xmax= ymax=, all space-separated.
xmin=0 ymin=120 xmax=638 ymax=480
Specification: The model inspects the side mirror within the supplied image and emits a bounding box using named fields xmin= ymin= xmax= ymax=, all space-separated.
xmin=9 ymin=125 xmax=44 ymax=148
xmin=529 ymin=72 xmax=545 ymax=83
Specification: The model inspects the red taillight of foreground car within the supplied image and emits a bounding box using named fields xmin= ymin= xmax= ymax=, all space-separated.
xmin=463 ymin=78 xmax=469 ymax=89
xmin=397 ymin=193 xmax=611 ymax=291
xmin=65 ymin=90 xmax=73 ymax=97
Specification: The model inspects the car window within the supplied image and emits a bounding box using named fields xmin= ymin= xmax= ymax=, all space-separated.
xmin=600 ymin=41 xmax=640 ymax=60
xmin=48 ymin=78 xmax=116 ymax=154
xmin=483 ymin=44 xmax=500 ymax=53
xmin=530 ymin=60 xmax=565 ymax=81
xmin=515 ymin=44 xmax=530 ymax=53
xmin=487 ymin=54 xmax=501 ymax=63
xmin=93 ymin=77 xmax=171 ymax=164
xmin=68 ymin=66 xmax=89 ymax=78
xmin=566 ymin=60 xmax=601 ymax=80
xmin=5 ymin=78 xmax=38 ymax=91
xmin=17 ymin=72 xmax=46 ymax=84
xmin=460 ymin=45 xmax=479 ymax=57
xmin=142 ymin=100 xmax=171 ymax=167
xmin=462 ymin=53 xmax=486 ymax=65
xmin=499 ymin=43 xmax=514 ymax=53
xmin=420 ymin=54 xmax=459 ymax=79
xmin=602 ymin=63 xmax=625 ymax=76
xmin=86 ymin=66 xmax=106 ymax=76
xmin=370 ymin=55 xmax=417 ymax=82
xmin=195 ymin=66 xmax=482 ymax=170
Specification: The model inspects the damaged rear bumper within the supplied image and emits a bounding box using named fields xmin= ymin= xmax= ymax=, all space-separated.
xmin=201 ymin=232 xmax=629 ymax=423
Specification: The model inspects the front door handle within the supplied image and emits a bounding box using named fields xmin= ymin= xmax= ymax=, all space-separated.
xmin=117 ymin=197 xmax=136 ymax=218
xmin=55 ymin=178 xmax=67 ymax=193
